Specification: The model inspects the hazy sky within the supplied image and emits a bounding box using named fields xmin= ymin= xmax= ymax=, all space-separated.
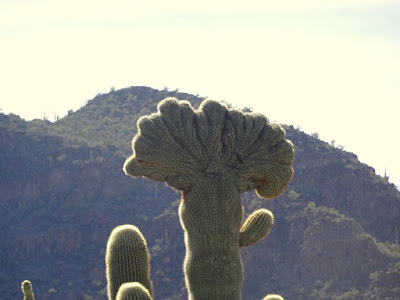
xmin=1 ymin=0 xmax=399 ymax=187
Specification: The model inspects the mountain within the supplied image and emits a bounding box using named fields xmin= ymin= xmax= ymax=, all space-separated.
xmin=1 ymin=86 xmax=399 ymax=299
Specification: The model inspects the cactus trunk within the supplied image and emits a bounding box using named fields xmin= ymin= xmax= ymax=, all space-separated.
xmin=179 ymin=176 xmax=244 ymax=299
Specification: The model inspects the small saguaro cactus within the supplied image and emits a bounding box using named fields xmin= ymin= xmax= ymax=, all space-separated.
xmin=117 ymin=98 xmax=294 ymax=299
xmin=21 ymin=280 xmax=35 ymax=300
xmin=106 ymin=225 xmax=153 ymax=300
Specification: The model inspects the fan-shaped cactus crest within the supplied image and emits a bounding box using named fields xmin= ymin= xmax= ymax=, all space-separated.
xmin=124 ymin=98 xmax=293 ymax=196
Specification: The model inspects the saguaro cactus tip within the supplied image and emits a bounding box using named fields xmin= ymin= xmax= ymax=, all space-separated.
xmin=21 ymin=280 xmax=35 ymax=300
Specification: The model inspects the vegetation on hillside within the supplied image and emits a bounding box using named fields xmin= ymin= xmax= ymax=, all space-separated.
xmin=54 ymin=86 xmax=205 ymax=152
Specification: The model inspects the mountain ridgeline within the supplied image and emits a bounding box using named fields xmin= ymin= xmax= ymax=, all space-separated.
xmin=0 ymin=86 xmax=399 ymax=299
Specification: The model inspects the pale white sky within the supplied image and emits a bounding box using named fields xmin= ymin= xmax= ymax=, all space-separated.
xmin=1 ymin=0 xmax=399 ymax=187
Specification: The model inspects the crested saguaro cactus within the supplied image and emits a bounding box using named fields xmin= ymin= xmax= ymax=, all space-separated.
xmin=112 ymin=98 xmax=294 ymax=299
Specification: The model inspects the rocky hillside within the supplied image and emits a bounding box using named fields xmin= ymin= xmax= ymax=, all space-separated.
xmin=1 ymin=86 xmax=399 ymax=299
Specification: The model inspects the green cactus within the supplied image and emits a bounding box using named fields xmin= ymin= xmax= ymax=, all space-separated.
xmin=119 ymin=98 xmax=294 ymax=299
xmin=21 ymin=280 xmax=35 ymax=300
xmin=106 ymin=225 xmax=153 ymax=300
xmin=239 ymin=208 xmax=275 ymax=247
xmin=262 ymin=295 xmax=285 ymax=300
xmin=116 ymin=282 xmax=152 ymax=300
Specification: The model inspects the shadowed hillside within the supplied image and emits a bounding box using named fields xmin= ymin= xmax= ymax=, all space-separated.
xmin=1 ymin=86 xmax=399 ymax=299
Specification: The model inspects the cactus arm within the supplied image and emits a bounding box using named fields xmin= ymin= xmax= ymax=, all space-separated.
xmin=239 ymin=209 xmax=275 ymax=248
xmin=21 ymin=280 xmax=35 ymax=300
xmin=106 ymin=225 xmax=153 ymax=300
